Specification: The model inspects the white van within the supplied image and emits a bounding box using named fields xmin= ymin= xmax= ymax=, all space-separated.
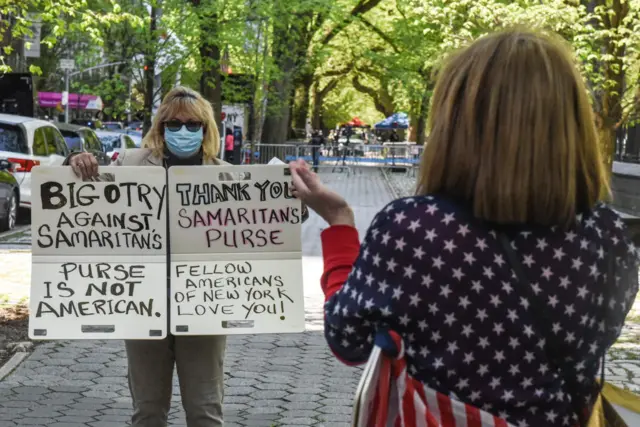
xmin=0 ymin=114 xmax=69 ymax=209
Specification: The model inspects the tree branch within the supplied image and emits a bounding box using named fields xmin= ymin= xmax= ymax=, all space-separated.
xmin=318 ymin=64 xmax=353 ymax=78
xmin=356 ymin=15 xmax=399 ymax=53
xmin=319 ymin=77 xmax=340 ymax=98
xmin=352 ymin=75 xmax=389 ymax=116
xmin=321 ymin=0 xmax=383 ymax=46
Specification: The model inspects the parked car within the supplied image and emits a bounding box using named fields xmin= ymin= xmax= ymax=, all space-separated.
xmin=128 ymin=132 xmax=142 ymax=147
xmin=127 ymin=121 xmax=143 ymax=131
xmin=55 ymin=123 xmax=111 ymax=165
xmin=113 ymin=129 xmax=143 ymax=147
xmin=70 ymin=119 xmax=97 ymax=129
xmin=0 ymin=158 xmax=19 ymax=231
xmin=0 ymin=114 xmax=69 ymax=210
xmin=102 ymin=121 xmax=124 ymax=131
xmin=96 ymin=130 xmax=138 ymax=161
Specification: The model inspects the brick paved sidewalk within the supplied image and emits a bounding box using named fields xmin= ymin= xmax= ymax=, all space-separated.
xmin=0 ymin=169 xmax=390 ymax=427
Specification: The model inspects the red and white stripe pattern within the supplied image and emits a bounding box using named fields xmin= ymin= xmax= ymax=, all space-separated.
xmin=353 ymin=331 xmax=514 ymax=427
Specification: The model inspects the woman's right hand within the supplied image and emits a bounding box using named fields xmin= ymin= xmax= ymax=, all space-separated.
xmin=289 ymin=159 xmax=355 ymax=227
xmin=69 ymin=152 xmax=99 ymax=180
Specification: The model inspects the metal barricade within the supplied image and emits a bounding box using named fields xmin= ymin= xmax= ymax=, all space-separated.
xmin=300 ymin=143 xmax=422 ymax=170
xmin=237 ymin=142 xmax=423 ymax=177
xmin=239 ymin=143 xmax=300 ymax=164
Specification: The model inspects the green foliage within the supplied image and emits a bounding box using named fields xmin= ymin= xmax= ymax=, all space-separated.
xmin=0 ymin=0 xmax=142 ymax=73
xmin=2 ymin=0 xmax=639 ymax=152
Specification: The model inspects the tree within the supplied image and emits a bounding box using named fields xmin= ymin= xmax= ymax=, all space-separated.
xmin=1 ymin=0 xmax=141 ymax=74
xmin=573 ymin=1 xmax=640 ymax=169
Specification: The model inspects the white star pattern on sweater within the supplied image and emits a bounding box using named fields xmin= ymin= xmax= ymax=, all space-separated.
xmin=324 ymin=196 xmax=639 ymax=427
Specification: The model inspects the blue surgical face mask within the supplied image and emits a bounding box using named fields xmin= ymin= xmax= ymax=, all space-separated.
xmin=164 ymin=126 xmax=203 ymax=158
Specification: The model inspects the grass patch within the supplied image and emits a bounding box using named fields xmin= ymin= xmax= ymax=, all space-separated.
xmin=0 ymin=229 xmax=31 ymax=244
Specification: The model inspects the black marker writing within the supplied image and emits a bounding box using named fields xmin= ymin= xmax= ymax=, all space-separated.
xmin=175 ymin=182 xmax=251 ymax=206
xmin=175 ymin=180 xmax=296 ymax=206
xmin=173 ymin=262 xmax=294 ymax=322
xmin=40 ymin=181 xmax=166 ymax=219
xmin=177 ymin=207 xmax=301 ymax=228
xmin=37 ymin=224 xmax=163 ymax=250
xmin=205 ymin=228 xmax=283 ymax=249
xmin=253 ymin=180 xmax=295 ymax=202
xmin=35 ymin=299 xmax=156 ymax=318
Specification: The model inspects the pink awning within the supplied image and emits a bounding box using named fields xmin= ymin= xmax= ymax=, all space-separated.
xmin=38 ymin=92 xmax=103 ymax=110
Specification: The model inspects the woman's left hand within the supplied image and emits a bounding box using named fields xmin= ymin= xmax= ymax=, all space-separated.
xmin=289 ymin=159 xmax=355 ymax=227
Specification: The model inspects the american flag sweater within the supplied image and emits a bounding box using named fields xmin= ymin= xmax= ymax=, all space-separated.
xmin=320 ymin=195 xmax=639 ymax=427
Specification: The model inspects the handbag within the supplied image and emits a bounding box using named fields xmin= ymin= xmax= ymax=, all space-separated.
xmin=497 ymin=233 xmax=636 ymax=427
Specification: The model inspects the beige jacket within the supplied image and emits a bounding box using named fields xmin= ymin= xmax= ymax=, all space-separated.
xmin=112 ymin=148 xmax=231 ymax=167
xmin=64 ymin=148 xmax=232 ymax=168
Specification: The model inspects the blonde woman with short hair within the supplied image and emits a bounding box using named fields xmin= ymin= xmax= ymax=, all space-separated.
xmin=69 ymin=86 xmax=227 ymax=426
xmin=290 ymin=30 xmax=639 ymax=426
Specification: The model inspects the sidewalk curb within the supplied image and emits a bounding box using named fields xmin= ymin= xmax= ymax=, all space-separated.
xmin=380 ymin=169 xmax=400 ymax=200
xmin=0 ymin=351 xmax=29 ymax=381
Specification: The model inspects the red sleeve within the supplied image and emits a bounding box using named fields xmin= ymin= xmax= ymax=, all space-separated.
xmin=320 ymin=225 xmax=360 ymax=300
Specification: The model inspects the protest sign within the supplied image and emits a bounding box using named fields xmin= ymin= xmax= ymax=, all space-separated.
xmin=168 ymin=165 xmax=304 ymax=335
xmin=29 ymin=166 xmax=168 ymax=340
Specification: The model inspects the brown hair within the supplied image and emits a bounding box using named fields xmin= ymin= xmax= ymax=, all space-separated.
xmin=142 ymin=86 xmax=220 ymax=160
xmin=417 ymin=30 xmax=609 ymax=227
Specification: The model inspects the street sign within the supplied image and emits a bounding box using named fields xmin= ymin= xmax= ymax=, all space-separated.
xmin=61 ymin=91 xmax=68 ymax=106
xmin=59 ymin=59 xmax=75 ymax=71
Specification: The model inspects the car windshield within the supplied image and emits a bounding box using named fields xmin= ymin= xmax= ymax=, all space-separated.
xmin=0 ymin=124 xmax=27 ymax=153
xmin=82 ymin=130 xmax=102 ymax=152
xmin=60 ymin=130 xmax=83 ymax=152
xmin=103 ymin=123 xmax=121 ymax=130
xmin=97 ymin=135 xmax=119 ymax=151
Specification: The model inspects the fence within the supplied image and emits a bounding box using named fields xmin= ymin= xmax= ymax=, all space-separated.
xmin=240 ymin=142 xmax=424 ymax=174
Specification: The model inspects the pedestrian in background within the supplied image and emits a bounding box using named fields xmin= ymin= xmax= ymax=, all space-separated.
xmin=225 ymin=127 xmax=234 ymax=163
xmin=290 ymin=30 xmax=639 ymax=426
xmin=66 ymin=86 xmax=228 ymax=427
xmin=309 ymin=129 xmax=324 ymax=173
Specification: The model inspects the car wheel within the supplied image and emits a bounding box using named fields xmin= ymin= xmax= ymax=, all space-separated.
xmin=0 ymin=191 xmax=17 ymax=232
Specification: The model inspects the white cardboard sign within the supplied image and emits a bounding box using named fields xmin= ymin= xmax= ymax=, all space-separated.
xmin=168 ymin=165 xmax=304 ymax=335
xmin=29 ymin=166 xmax=168 ymax=340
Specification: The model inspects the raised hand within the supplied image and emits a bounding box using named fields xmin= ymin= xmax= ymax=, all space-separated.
xmin=289 ymin=159 xmax=355 ymax=227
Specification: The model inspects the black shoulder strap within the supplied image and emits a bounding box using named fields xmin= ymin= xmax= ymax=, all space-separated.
xmin=498 ymin=233 xmax=608 ymax=427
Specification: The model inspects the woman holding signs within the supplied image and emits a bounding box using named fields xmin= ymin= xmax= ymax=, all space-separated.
xmin=289 ymin=31 xmax=639 ymax=426
xmin=67 ymin=87 xmax=228 ymax=426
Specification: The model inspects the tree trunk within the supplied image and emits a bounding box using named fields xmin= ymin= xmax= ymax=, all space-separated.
xmin=416 ymin=80 xmax=432 ymax=146
xmin=192 ymin=3 xmax=222 ymax=134
xmin=261 ymin=16 xmax=297 ymax=144
xmin=590 ymin=0 xmax=628 ymax=173
xmin=311 ymin=78 xmax=340 ymax=129
xmin=599 ymin=126 xmax=617 ymax=173
xmin=200 ymin=41 xmax=222 ymax=133
xmin=311 ymin=82 xmax=322 ymax=129
xmin=293 ymin=73 xmax=313 ymax=130
xmin=142 ymin=5 xmax=158 ymax=137
xmin=262 ymin=77 xmax=293 ymax=144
